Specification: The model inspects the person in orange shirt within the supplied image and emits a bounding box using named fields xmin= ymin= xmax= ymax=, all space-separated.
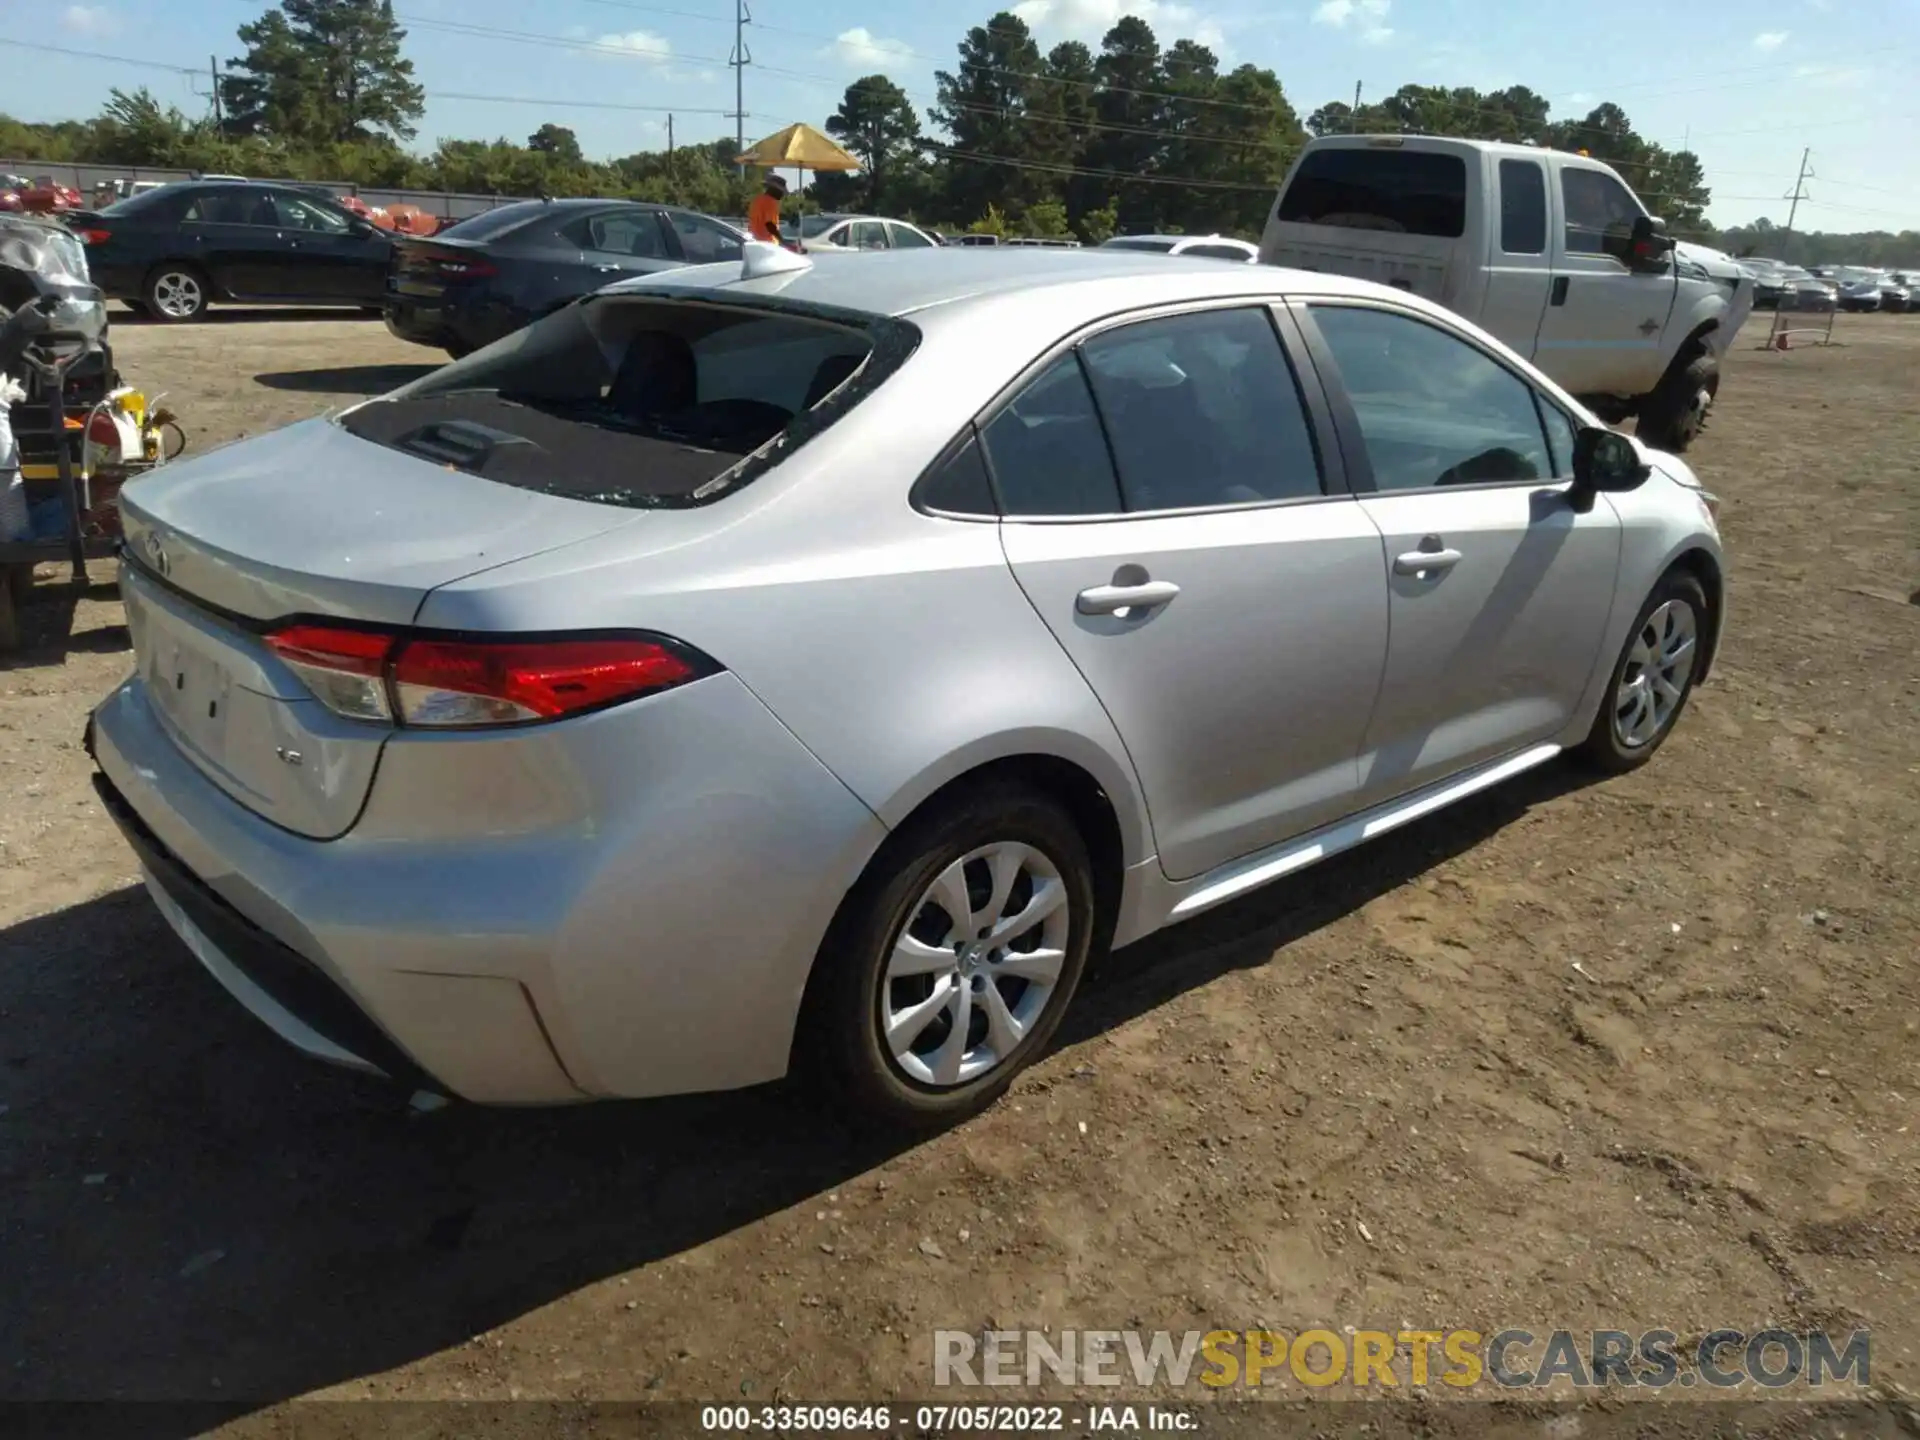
xmin=748 ymin=173 xmax=787 ymax=246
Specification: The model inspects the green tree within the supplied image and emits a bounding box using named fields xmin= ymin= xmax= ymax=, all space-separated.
xmin=825 ymin=74 xmax=921 ymax=213
xmin=1082 ymin=17 xmax=1164 ymax=226
xmin=90 ymin=88 xmax=200 ymax=166
xmin=931 ymin=13 xmax=1050 ymax=220
xmin=527 ymin=123 xmax=583 ymax=163
xmin=1023 ymin=198 xmax=1070 ymax=237
xmin=222 ymin=0 xmax=424 ymax=144
xmin=1076 ymin=197 xmax=1119 ymax=246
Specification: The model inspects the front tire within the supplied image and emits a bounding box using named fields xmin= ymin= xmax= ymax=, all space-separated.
xmin=1636 ymin=351 xmax=1719 ymax=453
xmin=803 ymin=786 xmax=1096 ymax=1129
xmin=1578 ymin=569 xmax=1708 ymax=774
xmin=143 ymin=264 xmax=209 ymax=322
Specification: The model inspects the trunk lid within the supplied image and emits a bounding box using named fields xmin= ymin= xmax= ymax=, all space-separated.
xmin=388 ymin=235 xmax=494 ymax=301
xmin=118 ymin=416 xmax=635 ymax=625
xmin=116 ymin=416 xmax=643 ymax=837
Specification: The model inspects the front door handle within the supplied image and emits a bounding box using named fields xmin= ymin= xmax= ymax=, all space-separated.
xmin=1393 ymin=547 xmax=1463 ymax=577
xmin=1550 ymin=275 xmax=1570 ymax=306
xmin=1076 ymin=580 xmax=1181 ymax=616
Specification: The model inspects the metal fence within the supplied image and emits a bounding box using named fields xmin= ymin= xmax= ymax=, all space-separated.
xmin=1 ymin=159 xmax=533 ymax=222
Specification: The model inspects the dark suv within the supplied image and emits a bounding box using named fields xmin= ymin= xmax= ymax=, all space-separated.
xmin=68 ymin=181 xmax=391 ymax=320
xmin=381 ymin=199 xmax=746 ymax=359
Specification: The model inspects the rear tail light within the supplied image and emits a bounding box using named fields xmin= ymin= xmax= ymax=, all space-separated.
xmin=263 ymin=624 xmax=714 ymax=728
xmin=76 ymin=228 xmax=110 ymax=245
xmin=411 ymin=247 xmax=496 ymax=279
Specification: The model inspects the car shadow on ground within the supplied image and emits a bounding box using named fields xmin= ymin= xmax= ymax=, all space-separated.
xmin=251 ymin=364 xmax=439 ymax=395
xmin=0 ymin=760 xmax=1596 ymax=1421
xmin=0 ymin=573 xmax=128 ymax=672
xmin=110 ymin=308 xmax=381 ymax=328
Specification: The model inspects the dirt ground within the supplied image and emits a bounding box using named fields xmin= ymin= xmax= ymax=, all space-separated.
xmin=0 ymin=306 xmax=1915 ymax=1434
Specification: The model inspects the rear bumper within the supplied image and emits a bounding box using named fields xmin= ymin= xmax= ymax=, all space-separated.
xmin=91 ymin=760 xmax=436 ymax=1090
xmin=382 ymin=288 xmax=527 ymax=352
xmin=87 ymin=667 xmax=887 ymax=1104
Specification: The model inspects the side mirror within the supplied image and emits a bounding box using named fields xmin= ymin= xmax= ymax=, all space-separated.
xmin=1627 ymin=214 xmax=1674 ymax=271
xmin=349 ymin=217 xmax=378 ymax=238
xmin=1570 ymin=426 xmax=1650 ymax=509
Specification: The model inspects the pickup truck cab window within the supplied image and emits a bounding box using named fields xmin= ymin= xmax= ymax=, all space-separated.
xmin=1562 ymin=168 xmax=1644 ymax=259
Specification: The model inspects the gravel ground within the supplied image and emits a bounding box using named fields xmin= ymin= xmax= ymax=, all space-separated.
xmin=0 ymin=306 xmax=1915 ymax=1434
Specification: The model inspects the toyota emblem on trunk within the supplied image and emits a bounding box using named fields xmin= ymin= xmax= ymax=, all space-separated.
xmin=144 ymin=531 xmax=170 ymax=577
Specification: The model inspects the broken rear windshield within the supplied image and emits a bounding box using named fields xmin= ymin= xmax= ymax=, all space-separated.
xmin=339 ymin=295 xmax=915 ymax=508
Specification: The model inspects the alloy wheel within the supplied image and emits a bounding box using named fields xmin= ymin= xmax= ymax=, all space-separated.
xmin=879 ymin=841 xmax=1071 ymax=1088
xmin=152 ymin=271 xmax=203 ymax=319
xmin=1612 ymin=598 xmax=1699 ymax=749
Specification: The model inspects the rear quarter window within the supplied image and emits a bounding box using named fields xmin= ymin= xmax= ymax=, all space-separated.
xmin=1277 ymin=148 xmax=1468 ymax=239
xmin=338 ymin=295 xmax=918 ymax=509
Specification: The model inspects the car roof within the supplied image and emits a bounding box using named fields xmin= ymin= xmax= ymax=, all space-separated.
xmin=605 ymin=246 xmax=1397 ymax=319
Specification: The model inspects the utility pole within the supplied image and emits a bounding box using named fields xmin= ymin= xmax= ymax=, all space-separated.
xmin=667 ymin=113 xmax=674 ymax=157
xmin=1351 ymin=80 xmax=1362 ymax=132
xmin=729 ymin=0 xmax=752 ymax=176
xmin=1767 ymin=147 xmax=1814 ymax=348
xmin=210 ymin=55 xmax=223 ymax=130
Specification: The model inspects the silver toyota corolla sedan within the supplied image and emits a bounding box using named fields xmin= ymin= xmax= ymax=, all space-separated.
xmin=87 ymin=245 xmax=1725 ymax=1126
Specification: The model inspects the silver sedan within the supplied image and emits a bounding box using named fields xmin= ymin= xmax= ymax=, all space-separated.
xmin=88 ymin=246 xmax=1725 ymax=1126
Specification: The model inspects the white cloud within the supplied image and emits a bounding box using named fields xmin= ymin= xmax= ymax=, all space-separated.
xmin=1752 ymin=30 xmax=1789 ymax=49
xmin=1565 ymin=91 xmax=1593 ymax=106
xmin=826 ymin=26 xmax=914 ymax=68
xmin=1013 ymin=0 xmax=1228 ymax=55
xmin=1792 ymin=62 xmax=1870 ymax=87
xmin=60 ymin=4 xmax=114 ymax=36
xmin=592 ymin=29 xmax=673 ymax=63
xmin=1313 ymin=0 xmax=1393 ymax=44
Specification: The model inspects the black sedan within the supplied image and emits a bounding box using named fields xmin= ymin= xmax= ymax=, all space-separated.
xmin=382 ymin=199 xmax=747 ymax=359
xmin=69 ymin=181 xmax=391 ymax=321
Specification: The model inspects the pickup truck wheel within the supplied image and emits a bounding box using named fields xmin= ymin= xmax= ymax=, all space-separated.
xmin=1637 ymin=352 xmax=1719 ymax=453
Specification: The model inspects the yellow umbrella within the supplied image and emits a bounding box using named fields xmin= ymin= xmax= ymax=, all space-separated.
xmin=735 ymin=122 xmax=861 ymax=202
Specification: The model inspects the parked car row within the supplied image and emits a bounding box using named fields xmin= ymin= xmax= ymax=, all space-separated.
xmin=1738 ymin=256 xmax=1920 ymax=314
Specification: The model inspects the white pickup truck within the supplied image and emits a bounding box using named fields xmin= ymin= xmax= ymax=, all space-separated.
xmin=1258 ymin=135 xmax=1753 ymax=452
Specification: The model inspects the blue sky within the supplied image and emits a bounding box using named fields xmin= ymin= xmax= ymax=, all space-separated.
xmin=9 ymin=0 xmax=1920 ymax=230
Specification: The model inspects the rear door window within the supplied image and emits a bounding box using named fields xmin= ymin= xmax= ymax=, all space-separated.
xmin=981 ymin=356 xmax=1123 ymax=517
xmin=1080 ymin=308 xmax=1323 ymax=510
xmin=567 ymin=208 xmax=671 ymax=260
xmin=180 ymin=189 xmax=255 ymax=225
xmin=848 ymin=221 xmax=891 ymax=250
xmin=338 ymin=297 xmax=905 ymax=509
xmin=1498 ymin=159 xmax=1547 ymax=255
xmin=1276 ymin=148 xmax=1468 ymax=238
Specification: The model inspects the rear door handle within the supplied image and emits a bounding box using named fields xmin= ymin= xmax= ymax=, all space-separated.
xmin=1393 ymin=548 xmax=1463 ymax=576
xmin=1550 ymin=275 xmax=1570 ymax=306
xmin=1076 ymin=580 xmax=1181 ymax=616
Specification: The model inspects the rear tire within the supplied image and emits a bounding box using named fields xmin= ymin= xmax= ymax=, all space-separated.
xmin=800 ymin=785 xmax=1096 ymax=1130
xmin=142 ymin=264 xmax=209 ymax=322
xmin=1577 ymin=569 xmax=1708 ymax=775
xmin=1636 ymin=351 xmax=1719 ymax=453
